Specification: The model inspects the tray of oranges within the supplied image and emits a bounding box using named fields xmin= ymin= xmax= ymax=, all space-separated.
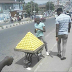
xmin=14 ymin=32 xmax=44 ymax=53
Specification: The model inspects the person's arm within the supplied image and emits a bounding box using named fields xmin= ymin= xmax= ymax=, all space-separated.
xmin=43 ymin=26 xmax=46 ymax=32
xmin=56 ymin=24 xmax=59 ymax=41
xmin=55 ymin=18 xmax=59 ymax=41
xmin=56 ymin=24 xmax=59 ymax=37
xmin=68 ymin=22 xmax=71 ymax=33
xmin=37 ymin=23 xmax=46 ymax=32
xmin=34 ymin=23 xmax=37 ymax=33
xmin=0 ymin=56 xmax=13 ymax=72
xmin=68 ymin=17 xmax=71 ymax=33
xmin=37 ymin=26 xmax=46 ymax=32
xmin=34 ymin=29 xmax=36 ymax=33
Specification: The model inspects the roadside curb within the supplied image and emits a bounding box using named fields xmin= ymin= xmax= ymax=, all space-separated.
xmin=2 ymin=25 xmax=7 ymax=29
xmin=0 ymin=20 xmax=34 ymax=30
xmin=0 ymin=16 xmax=53 ymax=30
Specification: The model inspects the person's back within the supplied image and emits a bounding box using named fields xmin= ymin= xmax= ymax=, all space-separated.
xmin=56 ymin=13 xmax=71 ymax=35
xmin=56 ymin=8 xmax=71 ymax=60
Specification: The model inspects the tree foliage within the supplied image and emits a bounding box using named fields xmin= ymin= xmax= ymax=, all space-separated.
xmin=46 ymin=2 xmax=54 ymax=10
xmin=25 ymin=1 xmax=38 ymax=16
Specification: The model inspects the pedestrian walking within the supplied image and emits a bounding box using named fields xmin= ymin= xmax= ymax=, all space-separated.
xmin=34 ymin=17 xmax=49 ymax=56
xmin=55 ymin=8 xmax=71 ymax=60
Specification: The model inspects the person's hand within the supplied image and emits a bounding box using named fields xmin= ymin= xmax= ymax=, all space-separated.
xmin=56 ymin=37 xmax=59 ymax=41
xmin=68 ymin=30 xmax=70 ymax=33
xmin=4 ymin=56 xmax=14 ymax=66
xmin=36 ymin=28 xmax=40 ymax=30
xmin=36 ymin=29 xmax=38 ymax=31
xmin=36 ymin=28 xmax=42 ymax=31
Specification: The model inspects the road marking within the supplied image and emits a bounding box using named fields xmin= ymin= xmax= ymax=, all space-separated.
xmin=45 ymin=29 xmax=55 ymax=38
xmin=50 ymin=42 xmax=57 ymax=51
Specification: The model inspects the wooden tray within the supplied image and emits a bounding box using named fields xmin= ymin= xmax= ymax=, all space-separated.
xmin=14 ymin=44 xmax=45 ymax=54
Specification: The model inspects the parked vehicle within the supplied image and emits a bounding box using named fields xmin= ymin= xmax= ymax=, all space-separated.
xmin=34 ymin=15 xmax=46 ymax=22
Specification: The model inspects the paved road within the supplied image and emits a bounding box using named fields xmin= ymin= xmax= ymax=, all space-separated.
xmin=0 ymin=17 xmax=55 ymax=52
xmin=1 ymin=17 xmax=72 ymax=72
xmin=0 ymin=17 xmax=56 ymax=71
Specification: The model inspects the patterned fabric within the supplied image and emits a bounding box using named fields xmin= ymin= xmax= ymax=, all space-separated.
xmin=55 ymin=13 xmax=71 ymax=35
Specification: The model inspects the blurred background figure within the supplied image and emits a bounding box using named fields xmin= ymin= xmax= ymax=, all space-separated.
xmin=66 ymin=11 xmax=71 ymax=17
xmin=0 ymin=56 xmax=14 ymax=72
xmin=10 ymin=17 xmax=13 ymax=23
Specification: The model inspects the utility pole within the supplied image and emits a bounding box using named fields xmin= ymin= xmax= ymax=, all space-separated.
xmin=31 ymin=0 xmax=32 ymax=15
xmin=19 ymin=0 xmax=20 ymax=8
xmin=49 ymin=0 xmax=50 ymax=14
xmin=69 ymin=0 xmax=71 ymax=10
xmin=34 ymin=0 xmax=35 ymax=15
xmin=23 ymin=0 xmax=25 ymax=10
xmin=57 ymin=0 xmax=59 ymax=5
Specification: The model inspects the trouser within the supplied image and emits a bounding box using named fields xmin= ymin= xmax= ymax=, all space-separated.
xmin=38 ymin=36 xmax=48 ymax=52
xmin=57 ymin=34 xmax=68 ymax=58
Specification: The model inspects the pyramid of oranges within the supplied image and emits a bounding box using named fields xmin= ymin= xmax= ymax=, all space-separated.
xmin=15 ymin=32 xmax=44 ymax=52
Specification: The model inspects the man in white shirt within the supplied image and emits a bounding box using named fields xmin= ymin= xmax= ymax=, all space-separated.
xmin=55 ymin=8 xmax=71 ymax=60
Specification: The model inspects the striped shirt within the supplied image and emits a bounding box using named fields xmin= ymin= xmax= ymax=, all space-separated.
xmin=55 ymin=13 xmax=71 ymax=35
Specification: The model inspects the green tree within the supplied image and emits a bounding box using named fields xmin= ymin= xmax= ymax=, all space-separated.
xmin=22 ymin=0 xmax=25 ymax=10
xmin=46 ymin=2 xmax=54 ymax=10
xmin=25 ymin=1 xmax=38 ymax=16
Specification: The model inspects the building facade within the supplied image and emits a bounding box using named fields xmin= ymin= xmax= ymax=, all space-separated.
xmin=0 ymin=0 xmax=24 ymax=13
xmin=38 ymin=4 xmax=46 ymax=12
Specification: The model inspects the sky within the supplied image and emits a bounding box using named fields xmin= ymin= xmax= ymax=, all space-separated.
xmin=25 ymin=0 xmax=56 ymax=4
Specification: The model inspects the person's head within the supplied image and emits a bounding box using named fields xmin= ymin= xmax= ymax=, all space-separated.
xmin=67 ymin=11 xmax=69 ymax=13
xmin=35 ymin=17 xmax=41 ymax=24
xmin=57 ymin=8 xmax=63 ymax=16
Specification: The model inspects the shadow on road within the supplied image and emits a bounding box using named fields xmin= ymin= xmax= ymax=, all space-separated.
xmin=15 ymin=55 xmax=45 ymax=68
xmin=49 ymin=51 xmax=58 ymax=58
